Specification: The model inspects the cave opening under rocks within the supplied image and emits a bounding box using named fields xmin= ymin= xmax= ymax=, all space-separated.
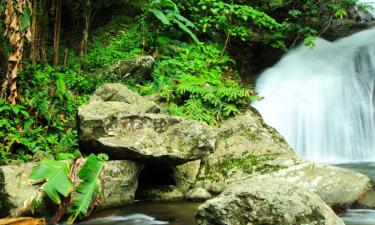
xmin=135 ymin=164 xmax=177 ymax=200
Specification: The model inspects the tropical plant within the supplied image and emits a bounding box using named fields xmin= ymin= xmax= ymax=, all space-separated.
xmin=146 ymin=0 xmax=199 ymax=43
xmin=67 ymin=154 xmax=105 ymax=223
xmin=29 ymin=159 xmax=73 ymax=205
xmin=28 ymin=154 xmax=107 ymax=223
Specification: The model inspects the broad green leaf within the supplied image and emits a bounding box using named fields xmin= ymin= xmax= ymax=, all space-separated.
xmin=29 ymin=159 xmax=73 ymax=204
xmin=55 ymin=152 xmax=77 ymax=161
xmin=174 ymin=20 xmax=200 ymax=43
xmin=67 ymin=154 xmax=104 ymax=223
xmin=150 ymin=9 xmax=171 ymax=25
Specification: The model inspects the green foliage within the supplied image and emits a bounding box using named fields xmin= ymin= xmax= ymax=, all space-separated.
xmin=146 ymin=0 xmax=199 ymax=43
xmin=29 ymin=159 xmax=73 ymax=204
xmin=0 ymin=65 xmax=99 ymax=165
xmin=176 ymin=0 xmax=358 ymax=48
xmin=29 ymin=154 xmax=107 ymax=223
xmin=0 ymin=99 xmax=34 ymax=164
xmin=85 ymin=18 xmax=143 ymax=72
xmin=137 ymin=40 xmax=258 ymax=125
xmin=176 ymin=0 xmax=285 ymax=48
xmin=67 ymin=154 xmax=105 ymax=223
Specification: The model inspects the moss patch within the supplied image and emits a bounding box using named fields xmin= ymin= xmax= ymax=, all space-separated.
xmin=214 ymin=153 xmax=285 ymax=178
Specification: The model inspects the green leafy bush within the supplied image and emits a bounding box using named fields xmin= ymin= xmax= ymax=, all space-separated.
xmin=176 ymin=0 xmax=359 ymax=48
xmin=84 ymin=17 xmax=143 ymax=72
xmin=0 ymin=65 xmax=99 ymax=165
xmin=138 ymin=41 xmax=258 ymax=125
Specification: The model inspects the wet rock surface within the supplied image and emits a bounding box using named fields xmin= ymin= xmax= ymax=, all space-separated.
xmin=196 ymin=178 xmax=345 ymax=225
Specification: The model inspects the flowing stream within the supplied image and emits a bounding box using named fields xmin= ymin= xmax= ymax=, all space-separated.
xmin=74 ymin=202 xmax=200 ymax=225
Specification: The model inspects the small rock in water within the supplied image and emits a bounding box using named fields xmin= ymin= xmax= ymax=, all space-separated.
xmin=186 ymin=188 xmax=212 ymax=202
xmin=136 ymin=185 xmax=184 ymax=202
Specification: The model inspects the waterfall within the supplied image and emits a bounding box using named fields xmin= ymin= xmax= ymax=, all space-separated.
xmin=253 ymin=28 xmax=375 ymax=163
xmin=358 ymin=0 xmax=375 ymax=16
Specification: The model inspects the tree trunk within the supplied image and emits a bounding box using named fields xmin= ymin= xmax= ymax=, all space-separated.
xmin=79 ymin=0 xmax=91 ymax=68
xmin=30 ymin=0 xmax=37 ymax=64
xmin=1 ymin=0 xmax=32 ymax=104
xmin=53 ymin=0 xmax=62 ymax=66
xmin=39 ymin=0 xmax=48 ymax=62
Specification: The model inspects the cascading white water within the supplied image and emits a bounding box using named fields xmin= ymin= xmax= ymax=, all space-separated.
xmin=253 ymin=28 xmax=375 ymax=163
xmin=358 ymin=0 xmax=375 ymax=16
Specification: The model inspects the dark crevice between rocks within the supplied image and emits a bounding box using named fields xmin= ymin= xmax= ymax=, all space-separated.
xmin=135 ymin=165 xmax=177 ymax=201
xmin=0 ymin=169 xmax=14 ymax=217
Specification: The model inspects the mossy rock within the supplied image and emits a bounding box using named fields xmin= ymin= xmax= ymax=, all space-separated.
xmin=195 ymin=108 xmax=303 ymax=193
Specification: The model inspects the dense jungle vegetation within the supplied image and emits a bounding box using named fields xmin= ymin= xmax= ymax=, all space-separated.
xmin=0 ymin=0 xmax=371 ymax=222
xmin=0 ymin=0 xmax=367 ymax=165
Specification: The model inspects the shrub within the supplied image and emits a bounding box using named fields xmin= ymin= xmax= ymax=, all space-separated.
xmin=137 ymin=40 xmax=258 ymax=125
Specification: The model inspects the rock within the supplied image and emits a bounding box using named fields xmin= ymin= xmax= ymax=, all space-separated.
xmin=99 ymin=161 xmax=143 ymax=210
xmin=31 ymin=152 xmax=54 ymax=162
xmin=186 ymin=188 xmax=211 ymax=202
xmin=252 ymin=162 xmax=371 ymax=207
xmin=196 ymin=178 xmax=345 ymax=225
xmin=0 ymin=161 xmax=142 ymax=217
xmin=78 ymin=84 xmax=217 ymax=165
xmin=0 ymin=169 xmax=13 ymax=218
xmin=324 ymin=19 xmax=375 ymax=40
xmin=192 ymin=108 xmax=371 ymax=207
xmin=0 ymin=163 xmax=40 ymax=217
xmin=195 ymin=108 xmax=303 ymax=193
xmin=136 ymin=185 xmax=184 ymax=202
xmin=144 ymin=94 xmax=169 ymax=114
xmin=79 ymin=114 xmax=216 ymax=165
xmin=0 ymin=217 xmax=45 ymax=225
xmin=174 ymin=160 xmax=201 ymax=194
xmin=356 ymin=189 xmax=375 ymax=208
xmin=96 ymin=56 xmax=155 ymax=83
xmin=85 ymin=83 xmax=160 ymax=113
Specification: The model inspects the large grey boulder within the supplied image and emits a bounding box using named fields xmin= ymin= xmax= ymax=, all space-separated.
xmin=250 ymin=162 xmax=371 ymax=207
xmin=192 ymin=108 xmax=372 ymax=208
xmin=96 ymin=56 xmax=155 ymax=83
xmin=196 ymin=178 xmax=345 ymax=225
xmin=195 ymin=108 xmax=303 ymax=193
xmin=0 ymin=160 xmax=142 ymax=217
xmin=78 ymin=83 xmax=217 ymax=165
